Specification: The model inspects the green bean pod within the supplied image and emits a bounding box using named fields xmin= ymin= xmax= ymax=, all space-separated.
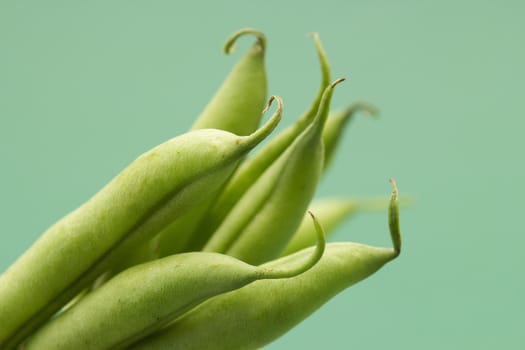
xmin=323 ymin=102 xmax=377 ymax=171
xmin=0 ymin=99 xmax=282 ymax=349
xmin=191 ymin=28 xmax=267 ymax=135
xmin=184 ymin=33 xmax=331 ymax=251
xmin=153 ymin=203 xmax=211 ymax=258
xmin=136 ymin=29 xmax=268 ymax=261
xmin=203 ymin=79 xmax=344 ymax=265
xmin=23 ymin=213 xmax=325 ymax=350
xmin=129 ymin=180 xmax=401 ymax=350
xmin=279 ymin=103 xmax=377 ymax=256
xmin=113 ymin=96 xmax=286 ymax=271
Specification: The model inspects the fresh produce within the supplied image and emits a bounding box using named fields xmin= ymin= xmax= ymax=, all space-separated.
xmin=0 ymin=28 xmax=403 ymax=350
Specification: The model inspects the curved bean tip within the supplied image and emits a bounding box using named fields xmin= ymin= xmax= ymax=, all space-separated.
xmin=344 ymin=102 xmax=379 ymax=120
xmin=360 ymin=102 xmax=379 ymax=117
xmin=307 ymin=32 xmax=330 ymax=87
xmin=257 ymin=210 xmax=325 ymax=279
xmin=262 ymin=95 xmax=283 ymax=115
xmin=242 ymin=96 xmax=283 ymax=148
xmin=310 ymin=77 xmax=345 ymax=129
xmin=224 ymin=28 xmax=266 ymax=55
xmin=306 ymin=210 xmax=326 ymax=257
xmin=389 ymin=178 xmax=398 ymax=194
xmin=388 ymin=178 xmax=402 ymax=256
xmin=305 ymin=210 xmax=326 ymax=266
xmin=306 ymin=32 xmax=320 ymax=40
xmin=331 ymin=77 xmax=346 ymax=88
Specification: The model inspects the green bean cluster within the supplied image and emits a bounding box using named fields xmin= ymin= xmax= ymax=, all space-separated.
xmin=0 ymin=29 xmax=403 ymax=349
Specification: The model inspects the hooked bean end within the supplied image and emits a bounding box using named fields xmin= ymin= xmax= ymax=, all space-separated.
xmin=388 ymin=178 xmax=402 ymax=255
xmin=307 ymin=33 xmax=331 ymax=88
xmin=312 ymin=78 xmax=346 ymax=129
xmin=342 ymin=102 xmax=379 ymax=122
xmin=224 ymin=28 xmax=266 ymax=55
xmin=241 ymin=95 xmax=283 ymax=149
xmin=257 ymin=210 xmax=326 ymax=279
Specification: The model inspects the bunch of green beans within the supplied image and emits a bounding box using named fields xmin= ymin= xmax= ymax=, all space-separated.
xmin=0 ymin=28 xmax=404 ymax=349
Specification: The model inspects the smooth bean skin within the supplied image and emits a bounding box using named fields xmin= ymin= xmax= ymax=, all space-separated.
xmin=184 ymin=33 xmax=331 ymax=251
xmin=204 ymin=79 xmax=342 ymax=264
xmin=0 ymin=107 xmax=281 ymax=349
xmin=150 ymin=96 xmax=286 ymax=261
xmin=191 ymin=29 xmax=267 ymax=135
xmin=113 ymin=30 xmax=268 ymax=268
xmin=23 ymin=248 xmax=322 ymax=349
xmin=129 ymin=181 xmax=401 ymax=350
xmin=153 ymin=203 xmax=210 ymax=258
xmin=24 ymin=212 xmax=325 ymax=350
xmin=24 ymin=254 xmax=263 ymax=350
xmin=322 ymin=102 xmax=377 ymax=171
xmin=130 ymin=244 xmax=396 ymax=350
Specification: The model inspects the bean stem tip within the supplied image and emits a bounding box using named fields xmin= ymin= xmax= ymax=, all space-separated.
xmin=388 ymin=178 xmax=402 ymax=255
xmin=224 ymin=28 xmax=266 ymax=55
xmin=242 ymin=95 xmax=283 ymax=149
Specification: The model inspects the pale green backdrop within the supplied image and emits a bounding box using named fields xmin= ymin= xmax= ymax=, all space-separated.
xmin=1 ymin=1 xmax=523 ymax=349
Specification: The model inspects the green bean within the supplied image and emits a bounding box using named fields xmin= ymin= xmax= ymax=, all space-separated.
xmin=277 ymin=102 xmax=378 ymax=257
xmin=323 ymin=102 xmax=377 ymax=171
xmin=184 ymin=33 xmax=331 ymax=251
xmin=191 ymin=28 xmax=267 ymax=135
xmin=0 ymin=98 xmax=282 ymax=349
xmin=388 ymin=179 xmax=402 ymax=252
xmin=134 ymin=29 xmax=268 ymax=262
xmin=204 ymin=79 xmax=344 ymax=265
xmin=152 ymin=204 xmax=210 ymax=258
xmin=23 ymin=211 xmax=325 ymax=350
xmin=129 ymin=180 xmax=401 ymax=350
xmin=122 ymin=97 xmax=370 ymax=270
xmin=113 ymin=94 xmax=283 ymax=271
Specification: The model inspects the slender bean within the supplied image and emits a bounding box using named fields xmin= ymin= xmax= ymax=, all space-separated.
xmin=152 ymin=203 xmax=210 ymax=258
xmin=191 ymin=28 xmax=267 ymax=135
xmin=23 ymin=211 xmax=325 ymax=350
xmin=113 ymin=95 xmax=284 ymax=271
xmin=184 ymin=33 xmax=331 ymax=251
xmin=129 ymin=180 xmax=401 ymax=350
xmin=204 ymin=79 xmax=344 ymax=264
xmin=137 ymin=29 xmax=269 ymax=262
xmin=0 ymin=98 xmax=281 ymax=349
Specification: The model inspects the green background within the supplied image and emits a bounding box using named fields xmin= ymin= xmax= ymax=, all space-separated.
xmin=1 ymin=0 xmax=523 ymax=348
